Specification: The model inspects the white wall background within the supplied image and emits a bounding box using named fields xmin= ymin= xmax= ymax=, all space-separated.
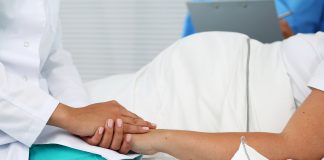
xmin=60 ymin=0 xmax=188 ymax=82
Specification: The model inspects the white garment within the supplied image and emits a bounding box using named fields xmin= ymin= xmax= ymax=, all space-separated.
xmin=85 ymin=32 xmax=296 ymax=159
xmin=40 ymin=32 xmax=295 ymax=159
xmin=86 ymin=31 xmax=296 ymax=132
xmin=231 ymin=138 xmax=268 ymax=160
xmin=281 ymin=32 xmax=324 ymax=105
xmin=0 ymin=1 xmax=89 ymax=160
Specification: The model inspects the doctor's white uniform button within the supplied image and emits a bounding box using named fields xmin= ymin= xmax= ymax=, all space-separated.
xmin=24 ymin=42 xmax=30 ymax=48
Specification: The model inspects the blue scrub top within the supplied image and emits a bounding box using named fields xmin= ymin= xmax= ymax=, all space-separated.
xmin=183 ymin=0 xmax=324 ymax=37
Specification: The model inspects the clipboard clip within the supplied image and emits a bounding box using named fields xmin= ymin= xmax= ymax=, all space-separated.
xmin=213 ymin=3 xmax=220 ymax=9
xmin=240 ymin=2 xmax=248 ymax=8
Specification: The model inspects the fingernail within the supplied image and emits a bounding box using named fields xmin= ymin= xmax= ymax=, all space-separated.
xmin=151 ymin=123 xmax=157 ymax=127
xmin=126 ymin=134 xmax=132 ymax=142
xmin=142 ymin=127 xmax=149 ymax=131
xmin=98 ymin=127 xmax=104 ymax=135
xmin=107 ymin=119 xmax=113 ymax=128
xmin=117 ymin=119 xmax=123 ymax=128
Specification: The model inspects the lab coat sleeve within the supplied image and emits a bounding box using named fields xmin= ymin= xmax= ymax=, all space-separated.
xmin=41 ymin=20 xmax=90 ymax=108
xmin=0 ymin=65 xmax=60 ymax=147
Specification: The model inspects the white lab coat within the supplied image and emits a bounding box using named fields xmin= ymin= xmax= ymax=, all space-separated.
xmin=0 ymin=0 xmax=90 ymax=159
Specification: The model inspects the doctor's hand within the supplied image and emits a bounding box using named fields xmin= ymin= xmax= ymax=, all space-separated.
xmin=48 ymin=101 xmax=156 ymax=141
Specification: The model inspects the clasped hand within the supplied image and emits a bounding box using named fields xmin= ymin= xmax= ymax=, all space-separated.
xmin=49 ymin=100 xmax=156 ymax=154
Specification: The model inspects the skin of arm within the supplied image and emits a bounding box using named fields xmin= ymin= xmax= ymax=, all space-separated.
xmin=130 ymin=89 xmax=324 ymax=159
xmin=48 ymin=100 xmax=155 ymax=136
xmin=279 ymin=19 xmax=294 ymax=39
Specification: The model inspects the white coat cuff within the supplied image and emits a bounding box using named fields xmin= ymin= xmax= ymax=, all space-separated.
xmin=23 ymin=98 xmax=59 ymax=146
xmin=0 ymin=90 xmax=59 ymax=147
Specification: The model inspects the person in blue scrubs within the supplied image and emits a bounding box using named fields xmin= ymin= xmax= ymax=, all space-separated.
xmin=183 ymin=0 xmax=324 ymax=38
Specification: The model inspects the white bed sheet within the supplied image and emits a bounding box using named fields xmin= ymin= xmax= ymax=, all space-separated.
xmin=40 ymin=32 xmax=298 ymax=160
xmin=83 ymin=32 xmax=296 ymax=159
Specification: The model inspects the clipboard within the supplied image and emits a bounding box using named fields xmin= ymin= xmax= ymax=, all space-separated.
xmin=187 ymin=0 xmax=283 ymax=43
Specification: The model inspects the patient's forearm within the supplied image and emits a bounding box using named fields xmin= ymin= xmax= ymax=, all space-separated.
xmin=131 ymin=90 xmax=324 ymax=159
xmin=152 ymin=89 xmax=324 ymax=159
xmin=154 ymin=130 xmax=288 ymax=160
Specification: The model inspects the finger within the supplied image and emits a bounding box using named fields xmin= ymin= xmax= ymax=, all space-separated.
xmin=146 ymin=122 xmax=157 ymax=129
xmin=122 ymin=117 xmax=150 ymax=126
xmin=121 ymin=109 xmax=142 ymax=119
xmin=110 ymin=119 xmax=124 ymax=151
xmin=150 ymin=123 xmax=157 ymax=129
xmin=82 ymin=127 xmax=104 ymax=146
xmin=123 ymin=123 xmax=150 ymax=134
xmin=99 ymin=119 xmax=114 ymax=148
xmin=122 ymin=117 xmax=157 ymax=129
xmin=119 ymin=134 xmax=132 ymax=154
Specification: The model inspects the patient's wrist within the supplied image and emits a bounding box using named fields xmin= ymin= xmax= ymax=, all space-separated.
xmin=153 ymin=130 xmax=173 ymax=153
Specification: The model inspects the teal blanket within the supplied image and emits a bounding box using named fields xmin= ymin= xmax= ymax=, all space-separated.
xmin=29 ymin=144 xmax=141 ymax=160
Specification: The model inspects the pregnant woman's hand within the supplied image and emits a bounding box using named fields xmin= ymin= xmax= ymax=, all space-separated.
xmin=130 ymin=130 xmax=162 ymax=155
